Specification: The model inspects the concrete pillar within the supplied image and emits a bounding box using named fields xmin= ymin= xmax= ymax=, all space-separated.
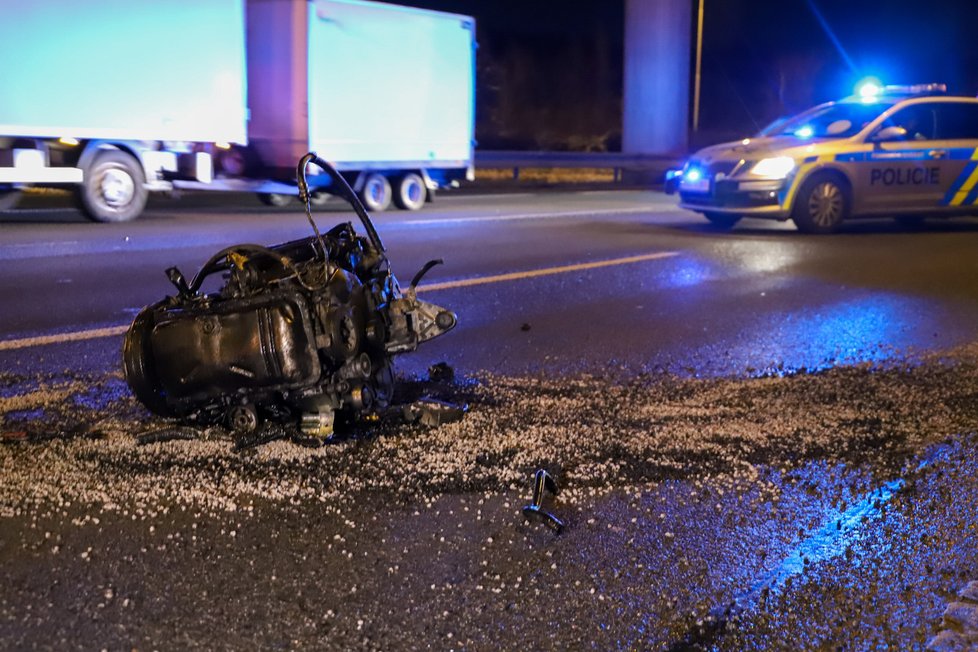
xmin=622 ymin=0 xmax=692 ymax=157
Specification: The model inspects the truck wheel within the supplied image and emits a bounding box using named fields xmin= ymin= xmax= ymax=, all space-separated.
xmin=310 ymin=188 xmax=334 ymax=207
xmin=702 ymin=212 xmax=741 ymax=229
xmin=0 ymin=190 xmax=22 ymax=211
xmin=792 ymin=173 xmax=850 ymax=234
xmin=358 ymin=173 xmax=391 ymax=212
xmin=257 ymin=193 xmax=293 ymax=207
xmin=76 ymin=150 xmax=148 ymax=222
xmin=393 ymin=173 xmax=426 ymax=211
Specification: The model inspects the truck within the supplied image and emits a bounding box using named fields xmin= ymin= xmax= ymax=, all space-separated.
xmin=0 ymin=0 xmax=476 ymax=221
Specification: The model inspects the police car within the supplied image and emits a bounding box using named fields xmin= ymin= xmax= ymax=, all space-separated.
xmin=670 ymin=84 xmax=978 ymax=233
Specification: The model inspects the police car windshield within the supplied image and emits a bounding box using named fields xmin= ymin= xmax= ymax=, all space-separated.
xmin=761 ymin=101 xmax=897 ymax=139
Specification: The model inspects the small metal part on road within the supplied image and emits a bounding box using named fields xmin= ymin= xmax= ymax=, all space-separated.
xmin=402 ymin=398 xmax=467 ymax=427
xmin=521 ymin=469 xmax=564 ymax=534
xmin=135 ymin=426 xmax=200 ymax=446
xmin=427 ymin=361 xmax=455 ymax=382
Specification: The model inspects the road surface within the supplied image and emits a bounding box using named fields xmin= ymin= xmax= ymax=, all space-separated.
xmin=1 ymin=189 xmax=977 ymax=650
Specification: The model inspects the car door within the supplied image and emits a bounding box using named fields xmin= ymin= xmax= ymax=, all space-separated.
xmin=932 ymin=101 xmax=978 ymax=211
xmin=856 ymin=103 xmax=945 ymax=214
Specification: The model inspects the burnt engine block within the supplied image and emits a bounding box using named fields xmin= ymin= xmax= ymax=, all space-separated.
xmin=123 ymin=153 xmax=456 ymax=437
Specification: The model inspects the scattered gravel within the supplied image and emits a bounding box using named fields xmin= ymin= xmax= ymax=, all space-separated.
xmin=3 ymin=350 xmax=978 ymax=521
xmin=2 ymin=348 xmax=978 ymax=649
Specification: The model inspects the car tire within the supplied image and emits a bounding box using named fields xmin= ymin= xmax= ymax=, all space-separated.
xmin=358 ymin=173 xmax=392 ymax=212
xmin=702 ymin=212 xmax=742 ymax=229
xmin=792 ymin=173 xmax=850 ymax=234
xmin=76 ymin=149 xmax=148 ymax=222
xmin=392 ymin=172 xmax=427 ymax=211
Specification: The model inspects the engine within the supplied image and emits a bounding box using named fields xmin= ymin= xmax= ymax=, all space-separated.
xmin=123 ymin=153 xmax=456 ymax=438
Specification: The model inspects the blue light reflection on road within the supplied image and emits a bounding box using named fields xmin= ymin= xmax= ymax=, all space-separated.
xmin=738 ymin=293 xmax=940 ymax=375
xmin=645 ymin=253 xmax=948 ymax=377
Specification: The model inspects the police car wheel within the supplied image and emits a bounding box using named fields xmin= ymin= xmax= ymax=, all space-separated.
xmin=702 ymin=212 xmax=741 ymax=229
xmin=792 ymin=174 xmax=850 ymax=234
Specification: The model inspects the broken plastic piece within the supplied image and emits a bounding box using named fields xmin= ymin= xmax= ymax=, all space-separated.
xmin=136 ymin=426 xmax=200 ymax=446
xmin=233 ymin=425 xmax=285 ymax=451
xmin=402 ymin=398 xmax=467 ymax=427
xmin=522 ymin=469 xmax=565 ymax=534
xmin=428 ymin=361 xmax=455 ymax=383
xmin=1 ymin=430 xmax=28 ymax=443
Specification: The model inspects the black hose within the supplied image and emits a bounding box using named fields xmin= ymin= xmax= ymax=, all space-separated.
xmin=296 ymin=152 xmax=387 ymax=256
xmin=187 ymin=244 xmax=289 ymax=294
xmin=410 ymin=258 xmax=444 ymax=290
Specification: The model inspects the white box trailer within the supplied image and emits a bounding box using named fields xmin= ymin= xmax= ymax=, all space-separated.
xmin=0 ymin=0 xmax=475 ymax=221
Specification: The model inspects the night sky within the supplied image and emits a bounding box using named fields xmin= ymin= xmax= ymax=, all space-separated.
xmin=396 ymin=0 xmax=978 ymax=150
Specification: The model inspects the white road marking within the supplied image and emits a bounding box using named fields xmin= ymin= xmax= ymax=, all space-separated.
xmin=0 ymin=325 xmax=129 ymax=352
xmin=417 ymin=251 xmax=679 ymax=292
xmin=400 ymin=206 xmax=657 ymax=226
xmin=0 ymin=251 xmax=679 ymax=351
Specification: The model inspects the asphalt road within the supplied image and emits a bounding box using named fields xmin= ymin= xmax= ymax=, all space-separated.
xmin=4 ymin=189 xmax=978 ymax=377
xmin=2 ymin=189 xmax=978 ymax=650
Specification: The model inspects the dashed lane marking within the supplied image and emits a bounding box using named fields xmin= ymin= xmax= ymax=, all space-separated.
xmin=400 ymin=206 xmax=663 ymax=226
xmin=0 ymin=326 xmax=129 ymax=352
xmin=0 ymin=251 xmax=679 ymax=351
xmin=416 ymin=251 xmax=679 ymax=292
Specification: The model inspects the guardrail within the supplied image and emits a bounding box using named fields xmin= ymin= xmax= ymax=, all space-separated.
xmin=475 ymin=150 xmax=681 ymax=183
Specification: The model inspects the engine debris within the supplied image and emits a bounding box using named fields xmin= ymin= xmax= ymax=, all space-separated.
xmin=522 ymin=469 xmax=565 ymax=534
xmin=427 ymin=362 xmax=455 ymax=383
xmin=402 ymin=398 xmax=468 ymax=427
xmin=123 ymin=152 xmax=457 ymax=440
xmin=135 ymin=426 xmax=200 ymax=446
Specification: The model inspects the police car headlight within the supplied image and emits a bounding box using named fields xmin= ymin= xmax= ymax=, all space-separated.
xmin=750 ymin=156 xmax=795 ymax=179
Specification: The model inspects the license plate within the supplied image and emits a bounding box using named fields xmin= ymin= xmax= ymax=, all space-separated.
xmin=680 ymin=176 xmax=710 ymax=193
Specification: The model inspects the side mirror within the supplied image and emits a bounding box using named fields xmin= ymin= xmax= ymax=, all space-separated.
xmin=872 ymin=126 xmax=908 ymax=143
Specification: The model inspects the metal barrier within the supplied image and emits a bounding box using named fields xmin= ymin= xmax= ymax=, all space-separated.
xmin=474 ymin=150 xmax=681 ymax=183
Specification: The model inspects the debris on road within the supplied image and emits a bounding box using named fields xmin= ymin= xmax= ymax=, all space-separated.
xmin=123 ymin=153 xmax=457 ymax=442
xmin=1 ymin=429 xmax=27 ymax=443
xmin=927 ymin=581 xmax=978 ymax=650
xmin=135 ymin=425 xmax=200 ymax=446
xmin=522 ymin=469 xmax=564 ymax=534
xmin=402 ymin=398 xmax=468 ymax=427
xmin=4 ymin=349 xmax=978 ymax=649
xmin=428 ymin=362 xmax=455 ymax=383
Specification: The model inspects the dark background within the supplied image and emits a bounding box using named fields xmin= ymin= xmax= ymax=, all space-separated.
xmin=396 ymin=0 xmax=978 ymax=152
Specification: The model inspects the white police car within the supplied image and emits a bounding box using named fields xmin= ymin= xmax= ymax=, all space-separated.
xmin=670 ymin=84 xmax=978 ymax=233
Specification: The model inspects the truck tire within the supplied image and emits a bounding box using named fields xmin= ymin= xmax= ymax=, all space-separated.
xmin=0 ymin=190 xmax=22 ymax=211
xmin=310 ymin=189 xmax=334 ymax=207
xmin=393 ymin=173 xmax=426 ymax=211
xmin=257 ymin=193 xmax=293 ymax=207
xmin=76 ymin=150 xmax=148 ymax=222
xmin=358 ymin=173 xmax=391 ymax=212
